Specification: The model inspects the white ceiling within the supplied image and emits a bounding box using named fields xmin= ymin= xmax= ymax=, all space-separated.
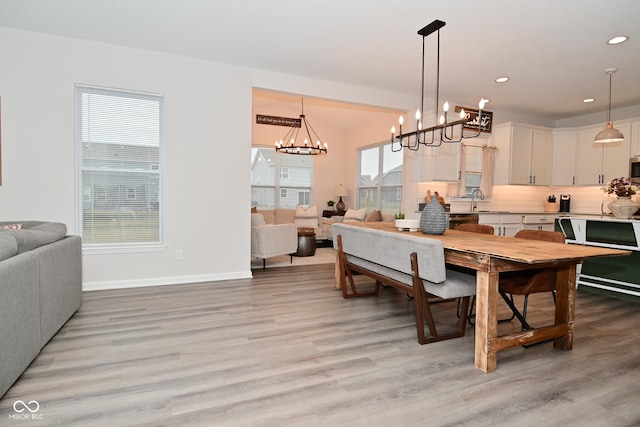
xmin=1 ymin=0 xmax=639 ymax=125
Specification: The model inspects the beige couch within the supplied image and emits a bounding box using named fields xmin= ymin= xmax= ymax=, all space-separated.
xmin=253 ymin=206 xmax=394 ymax=242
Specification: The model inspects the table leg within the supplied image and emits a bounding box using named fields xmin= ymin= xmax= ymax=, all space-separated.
xmin=553 ymin=263 xmax=576 ymax=350
xmin=475 ymin=269 xmax=499 ymax=372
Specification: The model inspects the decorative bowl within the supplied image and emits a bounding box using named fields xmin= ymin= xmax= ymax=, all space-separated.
xmin=395 ymin=219 xmax=420 ymax=232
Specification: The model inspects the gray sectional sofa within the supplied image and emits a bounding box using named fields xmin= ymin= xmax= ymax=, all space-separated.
xmin=0 ymin=221 xmax=82 ymax=398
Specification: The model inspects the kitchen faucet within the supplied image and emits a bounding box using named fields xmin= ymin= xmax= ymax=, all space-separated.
xmin=471 ymin=188 xmax=484 ymax=212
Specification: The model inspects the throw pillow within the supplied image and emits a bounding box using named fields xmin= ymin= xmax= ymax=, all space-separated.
xmin=0 ymin=223 xmax=22 ymax=230
xmin=294 ymin=204 xmax=319 ymax=229
xmin=365 ymin=210 xmax=383 ymax=222
xmin=343 ymin=208 xmax=367 ymax=223
xmin=251 ymin=213 xmax=266 ymax=227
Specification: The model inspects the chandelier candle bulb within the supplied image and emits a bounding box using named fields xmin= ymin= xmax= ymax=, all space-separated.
xmin=388 ymin=20 xmax=486 ymax=151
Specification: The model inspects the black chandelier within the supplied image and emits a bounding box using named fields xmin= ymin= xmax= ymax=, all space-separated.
xmin=391 ymin=20 xmax=486 ymax=151
xmin=275 ymin=98 xmax=328 ymax=155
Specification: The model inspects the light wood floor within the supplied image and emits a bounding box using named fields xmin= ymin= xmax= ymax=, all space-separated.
xmin=1 ymin=263 xmax=639 ymax=426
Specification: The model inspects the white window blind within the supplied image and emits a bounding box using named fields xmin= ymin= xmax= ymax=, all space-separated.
xmin=76 ymin=85 xmax=163 ymax=247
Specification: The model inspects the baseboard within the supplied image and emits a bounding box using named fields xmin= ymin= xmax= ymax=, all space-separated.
xmin=83 ymin=271 xmax=253 ymax=291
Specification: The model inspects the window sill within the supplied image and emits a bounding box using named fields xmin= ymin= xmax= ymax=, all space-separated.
xmin=82 ymin=243 xmax=167 ymax=255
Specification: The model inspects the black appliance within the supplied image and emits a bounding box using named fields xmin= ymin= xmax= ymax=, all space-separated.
xmin=630 ymin=157 xmax=640 ymax=185
xmin=559 ymin=194 xmax=571 ymax=213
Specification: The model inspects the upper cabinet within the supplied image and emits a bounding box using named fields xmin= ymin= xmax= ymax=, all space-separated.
xmin=406 ymin=142 xmax=461 ymax=183
xmin=575 ymin=122 xmax=631 ymax=185
xmin=552 ymin=122 xmax=632 ymax=186
xmin=493 ymin=123 xmax=551 ymax=185
xmin=631 ymin=121 xmax=640 ymax=156
xmin=551 ymin=130 xmax=578 ymax=185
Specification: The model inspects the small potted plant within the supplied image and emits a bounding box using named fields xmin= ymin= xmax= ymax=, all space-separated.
xmin=327 ymin=200 xmax=335 ymax=209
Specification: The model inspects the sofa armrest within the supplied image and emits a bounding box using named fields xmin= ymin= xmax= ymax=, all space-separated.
xmin=251 ymin=223 xmax=298 ymax=259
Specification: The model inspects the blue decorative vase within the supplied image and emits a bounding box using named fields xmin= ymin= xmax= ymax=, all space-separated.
xmin=420 ymin=195 xmax=448 ymax=235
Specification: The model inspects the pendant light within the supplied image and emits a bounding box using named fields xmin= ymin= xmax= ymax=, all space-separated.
xmin=594 ymin=68 xmax=624 ymax=143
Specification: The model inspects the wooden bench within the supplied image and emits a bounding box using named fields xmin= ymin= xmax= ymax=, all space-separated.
xmin=332 ymin=223 xmax=476 ymax=345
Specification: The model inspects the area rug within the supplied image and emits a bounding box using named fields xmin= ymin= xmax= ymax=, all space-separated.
xmin=251 ymin=247 xmax=336 ymax=270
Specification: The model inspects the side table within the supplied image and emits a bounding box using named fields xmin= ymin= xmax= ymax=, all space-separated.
xmin=294 ymin=227 xmax=316 ymax=257
xmin=322 ymin=210 xmax=346 ymax=218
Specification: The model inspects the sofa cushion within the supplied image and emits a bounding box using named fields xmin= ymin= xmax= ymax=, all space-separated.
xmin=365 ymin=210 xmax=383 ymax=222
xmin=274 ymin=209 xmax=295 ymax=224
xmin=0 ymin=233 xmax=19 ymax=261
xmin=256 ymin=209 xmax=275 ymax=224
xmin=294 ymin=205 xmax=319 ymax=229
xmin=5 ymin=222 xmax=67 ymax=253
xmin=343 ymin=208 xmax=367 ymax=223
xmin=251 ymin=213 xmax=266 ymax=227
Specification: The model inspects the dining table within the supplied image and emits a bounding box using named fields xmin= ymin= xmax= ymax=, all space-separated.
xmin=334 ymin=222 xmax=630 ymax=372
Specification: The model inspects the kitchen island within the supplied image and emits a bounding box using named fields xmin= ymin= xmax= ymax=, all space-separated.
xmin=556 ymin=216 xmax=640 ymax=301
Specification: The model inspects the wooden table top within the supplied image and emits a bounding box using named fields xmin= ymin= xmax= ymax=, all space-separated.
xmin=343 ymin=222 xmax=630 ymax=265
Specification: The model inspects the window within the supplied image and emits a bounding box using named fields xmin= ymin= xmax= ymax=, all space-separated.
xmin=76 ymin=85 xmax=163 ymax=247
xmin=251 ymin=147 xmax=313 ymax=209
xmin=358 ymin=142 xmax=403 ymax=213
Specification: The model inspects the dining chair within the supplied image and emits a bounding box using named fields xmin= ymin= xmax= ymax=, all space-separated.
xmin=456 ymin=223 xmax=495 ymax=235
xmin=498 ymin=229 xmax=566 ymax=330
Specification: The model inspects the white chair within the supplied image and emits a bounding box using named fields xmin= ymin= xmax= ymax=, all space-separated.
xmin=251 ymin=213 xmax=297 ymax=270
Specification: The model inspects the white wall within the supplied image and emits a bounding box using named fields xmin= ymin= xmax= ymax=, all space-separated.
xmin=0 ymin=27 xmax=421 ymax=290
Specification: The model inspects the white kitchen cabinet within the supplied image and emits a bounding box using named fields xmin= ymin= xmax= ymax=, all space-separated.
xmin=575 ymin=122 xmax=631 ymax=185
xmin=520 ymin=214 xmax=556 ymax=232
xmin=478 ymin=213 xmax=523 ymax=237
xmin=406 ymin=142 xmax=461 ymax=183
xmin=631 ymin=121 xmax=640 ymax=156
xmin=493 ymin=123 xmax=551 ymax=186
xmin=551 ymin=130 xmax=578 ymax=185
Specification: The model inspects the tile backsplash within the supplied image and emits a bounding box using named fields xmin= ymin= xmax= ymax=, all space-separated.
xmin=414 ymin=182 xmax=630 ymax=215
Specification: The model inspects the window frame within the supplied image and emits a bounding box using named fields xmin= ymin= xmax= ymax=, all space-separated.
xmin=357 ymin=141 xmax=403 ymax=214
xmin=75 ymin=84 xmax=165 ymax=254
xmin=251 ymin=146 xmax=314 ymax=209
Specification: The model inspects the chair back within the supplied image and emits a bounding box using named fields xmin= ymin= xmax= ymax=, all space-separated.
xmin=500 ymin=229 xmax=565 ymax=295
xmin=457 ymin=223 xmax=495 ymax=235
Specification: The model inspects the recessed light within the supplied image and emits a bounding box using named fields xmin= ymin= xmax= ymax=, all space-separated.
xmin=607 ymin=36 xmax=629 ymax=45
xmin=495 ymin=77 xmax=509 ymax=83
xmin=583 ymin=98 xmax=595 ymax=103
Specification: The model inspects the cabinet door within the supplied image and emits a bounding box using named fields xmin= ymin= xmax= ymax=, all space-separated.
xmin=478 ymin=214 xmax=501 ymax=235
xmin=576 ymin=127 xmax=604 ymax=185
xmin=632 ymin=121 xmax=640 ymax=156
xmin=551 ymin=131 xmax=578 ymax=185
xmin=431 ymin=143 xmax=461 ymax=182
xmin=510 ymin=127 xmax=532 ymax=185
xmin=576 ymin=123 xmax=632 ymax=185
xmin=602 ymin=122 xmax=631 ymax=182
xmin=531 ymin=129 xmax=551 ymax=185
xmin=502 ymin=224 xmax=522 ymax=237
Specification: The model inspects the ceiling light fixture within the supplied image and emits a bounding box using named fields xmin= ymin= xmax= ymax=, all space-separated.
xmin=594 ymin=68 xmax=624 ymax=143
xmin=607 ymin=36 xmax=629 ymax=45
xmin=390 ymin=20 xmax=486 ymax=151
xmin=495 ymin=77 xmax=510 ymax=83
xmin=275 ymin=98 xmax=328 ymax=155
xmin=582 ymin=98 xmax=595 ymax=103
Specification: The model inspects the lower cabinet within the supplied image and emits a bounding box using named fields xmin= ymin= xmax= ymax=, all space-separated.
xmin=478 ymin=214 xmax=523 ymax=237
